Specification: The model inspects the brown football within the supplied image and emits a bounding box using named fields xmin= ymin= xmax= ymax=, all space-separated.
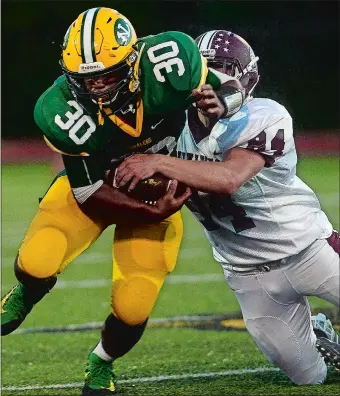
xmin=105 ymin=169 xmax=187 ymax=203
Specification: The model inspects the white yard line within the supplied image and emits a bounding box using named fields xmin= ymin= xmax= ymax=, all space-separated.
xmin=1 ymin=366 xmax=279 ymax=391
xmin=12 ymin=313 xmax=240 ymax=335
xmin=1 ymin=247 xmax=209 ymax=268
xmin=2 ymin=273 xmax=223 ymax=291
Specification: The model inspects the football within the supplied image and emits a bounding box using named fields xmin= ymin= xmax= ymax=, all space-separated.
xmin=105 ymin=169 xmax=187 ymax=203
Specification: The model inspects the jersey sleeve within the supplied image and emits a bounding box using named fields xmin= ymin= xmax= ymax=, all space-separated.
xmin=34 ymin=77 xmax=105 ymax=202
xmin=210 ymin=99 xmax=294 ymax=167
xmin=139 ymin=31 xmax=221 ymax=114
xmin=34 ymin=77 xmax=95 ymax=156
xmin=205 ymin=67 xmax=238 ymax=87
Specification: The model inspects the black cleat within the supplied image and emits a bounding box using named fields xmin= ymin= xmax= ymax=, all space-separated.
xmin=316 ymin=337 xmax=340 ymax=371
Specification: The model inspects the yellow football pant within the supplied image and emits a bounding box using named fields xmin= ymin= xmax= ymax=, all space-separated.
xmin=17 ymin=175 xmax=183 ymax=325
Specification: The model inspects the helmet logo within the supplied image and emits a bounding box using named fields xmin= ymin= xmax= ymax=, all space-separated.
xmin=62 ymin=24 xmax=72 ymax=50
xmin=78 ymin=62 xmax=105 ymax=73
xmin=114 ymin=18 xmax=132 ymax=46
xmin=200 ymin=49 xmax=216 ymax=59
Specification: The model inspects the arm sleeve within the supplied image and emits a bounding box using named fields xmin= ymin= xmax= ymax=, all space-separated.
xmin=62 ymin=155 xmax=105 ymax=203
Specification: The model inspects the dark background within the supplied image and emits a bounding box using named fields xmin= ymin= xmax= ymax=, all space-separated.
xmin=2 ymin=0 xmax=339 ymax=138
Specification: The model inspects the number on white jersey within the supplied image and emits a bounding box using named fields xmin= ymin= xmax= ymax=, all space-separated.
xmin=247 ymin=129 xmax=285 ymax=157
xmin=187 ymin=192 xmax=256 ymax=233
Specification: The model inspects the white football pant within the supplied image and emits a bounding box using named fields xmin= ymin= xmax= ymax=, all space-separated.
xmin=223 ymin=238 xmax=339 ymax=385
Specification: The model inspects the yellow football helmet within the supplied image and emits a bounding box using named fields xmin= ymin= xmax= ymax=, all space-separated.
xmin=60 ymin=7 xmax=139 ymax=110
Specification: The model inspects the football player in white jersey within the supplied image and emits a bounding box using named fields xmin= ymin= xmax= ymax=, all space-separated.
xmin=114 ymin=30 xmax=340 ymax=384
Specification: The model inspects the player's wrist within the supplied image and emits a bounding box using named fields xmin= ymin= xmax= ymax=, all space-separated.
xmin=154 ymin=154 xmax=168 ymax=174
xmin=140 ymin=203 xmax=170 ymax=222
xmin=217 ymin=84 xmax=245 ymax=118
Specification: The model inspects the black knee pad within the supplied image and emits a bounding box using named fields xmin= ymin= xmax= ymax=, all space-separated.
xmin=14 ymin=255 xmax=57 ymax=301
xmin=101 ymin=313 xmax=148 ymax=360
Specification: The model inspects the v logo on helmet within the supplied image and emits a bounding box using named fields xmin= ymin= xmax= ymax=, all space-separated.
xmin=114 ymin=18 xmax=132 ymax=45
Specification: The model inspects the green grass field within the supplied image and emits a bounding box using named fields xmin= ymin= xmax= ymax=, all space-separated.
xmin=1 ymin=157 xmax=339 ymax=395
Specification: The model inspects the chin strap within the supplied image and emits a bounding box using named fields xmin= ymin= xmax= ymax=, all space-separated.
xmin=97 ymin=98 xmax=104 ymax=126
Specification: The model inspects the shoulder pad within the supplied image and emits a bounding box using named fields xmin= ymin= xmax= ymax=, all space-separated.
xmin=210 ymin=97 xmax=293 ymax=155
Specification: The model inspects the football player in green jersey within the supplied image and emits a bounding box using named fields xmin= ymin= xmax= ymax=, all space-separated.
xmin=1 ymin=7 xmax=245 ymax=395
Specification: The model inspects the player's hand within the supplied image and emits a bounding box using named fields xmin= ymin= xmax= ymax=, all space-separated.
xmin=192 ymin=84 xmax=225 ymax=119
xmin=149 ymin=180 xmax=192 ymax=220
xmin=115 ymin=154 xmax=162 ymax=191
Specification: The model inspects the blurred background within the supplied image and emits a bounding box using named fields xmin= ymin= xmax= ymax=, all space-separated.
xmin=1 ymin=2 xmax=339 ymax=394
xmin=2 ymin=0 xmax=340 ymax=140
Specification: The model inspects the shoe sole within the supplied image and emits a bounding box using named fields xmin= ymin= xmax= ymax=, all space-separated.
xmin=316 ymin=337 xmax=340 ymax=371
xmin=82 ymin=385 xmax=116 ymax=395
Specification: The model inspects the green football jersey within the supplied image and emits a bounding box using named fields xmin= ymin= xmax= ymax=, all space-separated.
xmin=136 ymin=31 xmax=219 ymax=114
xmin=34 ymin=31 xmax=221 ymax=190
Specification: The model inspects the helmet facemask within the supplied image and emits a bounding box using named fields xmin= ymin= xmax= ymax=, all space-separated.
xmin=61 ymin=50 xmax=139 ymax=113
xmin=207 ymin=57 xmax=243 ymax=78
xmin=207 ymin=55 xmax=259 ymax=99
xmin=235 ymin=53 xmax=260 ymax=98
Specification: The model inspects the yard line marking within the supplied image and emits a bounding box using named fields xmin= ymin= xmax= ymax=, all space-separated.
xmin=167 ymin=273 xmax=222 ymax=284
xmin=1 ymin=247 xmax=209 ymax=268
xmin=13 ymin=313 xmax=241 ymax=335
xmin=3 ymin=273 xmax=223 ymax=291
xmin=11 ymin=310 xmax=339 ymax=335
xmin=1 ymin=366 xmax=280 ymax=391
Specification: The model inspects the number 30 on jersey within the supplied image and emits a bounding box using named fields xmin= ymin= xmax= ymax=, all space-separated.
xmin=147 ymin=41 xmax=185 ymax=83
xmin=55 ymin=101 xmax=96 ymax=145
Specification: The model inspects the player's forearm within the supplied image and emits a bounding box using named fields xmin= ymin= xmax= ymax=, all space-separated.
xmin=158 ymin=156 xmax=238 ymax=195
xmin=79 ymin=184 xmax=164 ymax=225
